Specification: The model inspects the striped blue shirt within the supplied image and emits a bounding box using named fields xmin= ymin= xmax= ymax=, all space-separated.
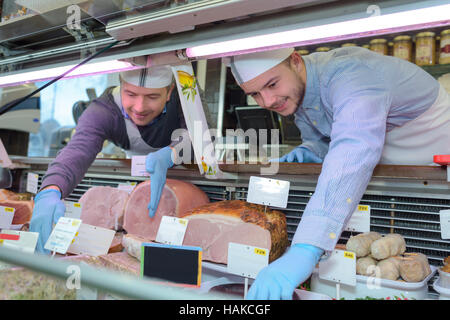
xmin=291 ymin=47 xmax=440 ymax=251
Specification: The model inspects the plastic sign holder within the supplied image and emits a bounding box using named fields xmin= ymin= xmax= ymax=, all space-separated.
xmin=44 ymin=217 xmax=82 ymax=256
xmin=344 ymin=205 xmax=371 ymax=232
xmin=155 ymin=216 xmax=189 ymax=246
xmin=246 ymin=176 xmax=290 ymax=211
xmin=434 ymin=155 xmax=450 ymax=182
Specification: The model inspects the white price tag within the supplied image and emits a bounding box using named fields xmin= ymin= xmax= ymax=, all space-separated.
xmin=26 ymin=172 xmax=39 ymax=194
xmin=0 ymin=206 xmax=15 ymax=229
xmin=440 ymin=210 xmax=450 ymax=239
xmin=68 ymin=223 xmax=115 ymax=256
xmin=117 ymin=182 xmax=137 ymax=194
xmin=0 ymin=230 xmax=39 ymax=253
xmin=64 ymin=201 xmax=83 ymax=219
xmin=227 ymin=242 xmax=269 ymax=279
xmin=155 ymin=216 xmax=189 ymax=246
xmin=131 ymin=156 xmax=149 ymax=177
xmin=246 ymin=176 xmax=290 ymax=208
xmin=44 ymin=217 xmax=82 ymax=254
xmin=345 ymin=205 xmax=371 ymax=232
xmin=319 ymin=250 xmax=356 ymax=286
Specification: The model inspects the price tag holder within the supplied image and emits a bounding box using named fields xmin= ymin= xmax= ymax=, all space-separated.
xmin=440 ymin=209 xmax=450 ymax=239
xmin=26 ymin=172 xmax=39 ymax=194
xmin=156 ymin=216 xmax=188 ymax=246
xmin=0 ymin=230 xmax=39 ymax=253
xmin=68 ymin=223 xmax=115 ymax=256
xmin=319 ymin=249 xmax=356 ymax=287
xmin=246 ymin=176 xmax=290 ymax=208
xmin=131 ymin=156 xmax=149 ymax=177
xmin=345 ymin=205 xmax=371 ymax=232
xmin=117 ymin=182 xmax=137 ymax=194
xmin=227 ymin=242 xmax=269 ymax=279
xmin=0 ymin=206 xmax=15 ymax=229
xmin=64 ymin=201 xmax=83 ymax=219
xmin=44 ymin=217 xmax=82 ymax=254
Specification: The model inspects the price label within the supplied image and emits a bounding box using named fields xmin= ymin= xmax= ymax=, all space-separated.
xmin=26 ymin=173 xmax=39 ymax=194
xmin=0 ymin=230 xmax=39 ymax=253
xmin=44 ymin=217 xmax=82 ymax=254
xmin=0 ymin=206 xmax=15 ymax=229
xmin=117 ymin=182 xmax=137 ymax=194
xmin=68 ymin=223 xmax=115 ymax=256
xmin=227 ymin=242 xmax=269 ymax=279
xmin=64 ymin=201 xmax=83 ymax=219
xmin=345 ymin=205 xmax=371 ymax=232
xmin=131 ymin=156 xmax=149 ymax=177
xmin=246 ymin=176 xmax=290 ymax=208
xmin=440 ymin=210 xmax=450 ymax=239
xmin=319 ymin=249 xmax=356 ymax=286
xmin=155 ymin=216 xmax=189 ymax=246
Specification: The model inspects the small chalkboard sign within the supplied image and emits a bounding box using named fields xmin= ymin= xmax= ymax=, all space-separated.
xmin=141 ymin=242 xmax=202 ymax=287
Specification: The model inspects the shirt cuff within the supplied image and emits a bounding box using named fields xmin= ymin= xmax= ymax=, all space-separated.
xmin=40 ymin=175 xmax=69 ymax=199
xmin=291 ymin=214 xmax=344 ymax=252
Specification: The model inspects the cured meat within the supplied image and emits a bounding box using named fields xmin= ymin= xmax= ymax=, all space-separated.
xmin=79 ymin=186 xmax=129 ymax=230
xmin=121 ymin=233 xmax=152 ymax=261
xmin=123 ymin=179 xmax=210 ymax=239
xmin=0 ymin=200 xmax=33 ymax=224
xmin=180 ymin=200 xmax=289 ymax=264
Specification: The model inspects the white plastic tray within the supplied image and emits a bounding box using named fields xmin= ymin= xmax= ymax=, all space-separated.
xmin=311 ymin=266 xmax=437 ymax=300
xmin=433 ymin=277 xmax=450 ymax=300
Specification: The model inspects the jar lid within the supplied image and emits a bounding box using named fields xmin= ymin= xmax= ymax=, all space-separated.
xmin=370 ymin=38 xmax=387 ymax=44
xmin=315 ymin=47 xmax=331 ymax=52
xmin=416 ymin=31 xmax=435 ymax=37
xmin=441 ymin=29 xmax=450 ymax=36
xmin=394 ymin=35 xmax=411 ymax=41
xmin=297 ymin=49 xmax=309 ymax=55
xmin=341 ymin=43 xmax=357 ymax=47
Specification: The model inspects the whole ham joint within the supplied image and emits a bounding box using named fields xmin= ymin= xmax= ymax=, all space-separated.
xmin=180 ymin=200 xmax=289 ymax=264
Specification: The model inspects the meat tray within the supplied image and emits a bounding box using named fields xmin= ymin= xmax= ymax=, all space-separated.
xmin=310 ymin=266 xmax=437 ymax=300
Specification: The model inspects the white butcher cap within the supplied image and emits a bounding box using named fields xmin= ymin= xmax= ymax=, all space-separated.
xmin=120 ymin=65 xmax=173 ymax=88
xmin=227 ymin=47 xmax=294 ymax=85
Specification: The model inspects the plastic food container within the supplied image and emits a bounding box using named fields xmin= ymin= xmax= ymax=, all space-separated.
xmin=438 ymin=267 xmax=450 ymax=288
xmin=311 ymin=266 xmax=437 ymax=300
xmin=439 ymin=29 xmax=450 ymax=65
xmin=415 ymin=31 xmax=436 ymax=66
xmin=433 ymin=278 xmax=450 ymax=300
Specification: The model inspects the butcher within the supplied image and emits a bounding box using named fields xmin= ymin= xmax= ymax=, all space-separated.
xmin=30 ymin=65 xmax=184 ymax=254
xmin=227 ymin=47 xmax=450 ymax=299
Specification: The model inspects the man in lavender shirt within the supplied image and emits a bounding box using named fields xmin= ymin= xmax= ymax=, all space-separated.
xmin=30 ymin=65 xmax=186 ymax=254
xmin=228 ymin=47 xmax=450 ymax=299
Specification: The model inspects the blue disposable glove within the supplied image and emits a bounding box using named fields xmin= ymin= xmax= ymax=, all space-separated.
xmin=246 ymin=243 xmax=324 ymax=300
xmin=29 ymin=189 xmax=66 ymax=254
xmin=272 ymin=146 xmax=322 ymax=163
xmin=145 ymin=146 xmax=174 ymax=218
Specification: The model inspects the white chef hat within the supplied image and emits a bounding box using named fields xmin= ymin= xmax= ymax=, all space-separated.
xmin=226 ymin=47 xmax=294 ymax=85
xmin=120 ymin=65 xmax=173 ymax=88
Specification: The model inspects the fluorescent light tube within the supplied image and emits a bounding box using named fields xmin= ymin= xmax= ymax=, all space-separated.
xmin=0 ymin=60 xmax=140 ymax=88
xmin=186 ymin=3 xmax=450 ymax=58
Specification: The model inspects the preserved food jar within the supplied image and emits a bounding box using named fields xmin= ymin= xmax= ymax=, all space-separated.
xmin=439 ymin=29 xmax=450 ymax=64
xmin=393 ymin=35 xmax=412 ymax=61
xmin=297 ymin=49 xmax=309 ymax=55
xmin=415 ymin=31 xmax=436 ymax=66
xmin=369 ymin=39 xmax=388 ymax=55
xmin=341 ymin=43 xmax=357 ymax=47
xmin=315 ymin=47 xmax=331 ymax=52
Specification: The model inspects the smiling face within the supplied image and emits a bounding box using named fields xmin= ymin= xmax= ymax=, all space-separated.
xmin=240 ymin=52 xmax=306 ymax=116
xmin=121 ymin=80 xmax=174 ymax=126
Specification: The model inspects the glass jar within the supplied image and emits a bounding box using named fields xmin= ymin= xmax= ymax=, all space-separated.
xmin=393 ymin=35 xmax=412 ymax=61
xmin=315 ymin=47 xmax=331 ymax=52
xmin=415 ymin=31 xmax=436 ymax=66
xmin=369 ymin=38 xmax=388 ymax=55
xmin=362 ymin=44 xmax=370 ymax=50
xmin=439 ymin=29 xmax=450 ymax=65
xmin=341 ymin=43 xmax=357 ymax=48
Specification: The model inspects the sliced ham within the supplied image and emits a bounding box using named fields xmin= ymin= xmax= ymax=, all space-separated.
xmin=0 ymin=200 xmax=34 ymax=225
xmin=0 ymin=189 xmax=31 ymax=201
xmin=123 ymin=179 xmax=210 ymax=239
xmin=180 ymin=200 xmax=289 ymax=264
xmin=79 ymin=186 xmax=129 ymax=230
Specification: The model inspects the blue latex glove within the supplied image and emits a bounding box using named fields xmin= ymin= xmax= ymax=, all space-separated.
xmin=29 ymin=189 xmax=66 ymax=254
xmin=272 ymin=146 xmax=322 ymax=163
xmin=246 ymin=243 xmax=324 ymax=300
xmin=145 ymin=146 xmax=174 ymax=218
